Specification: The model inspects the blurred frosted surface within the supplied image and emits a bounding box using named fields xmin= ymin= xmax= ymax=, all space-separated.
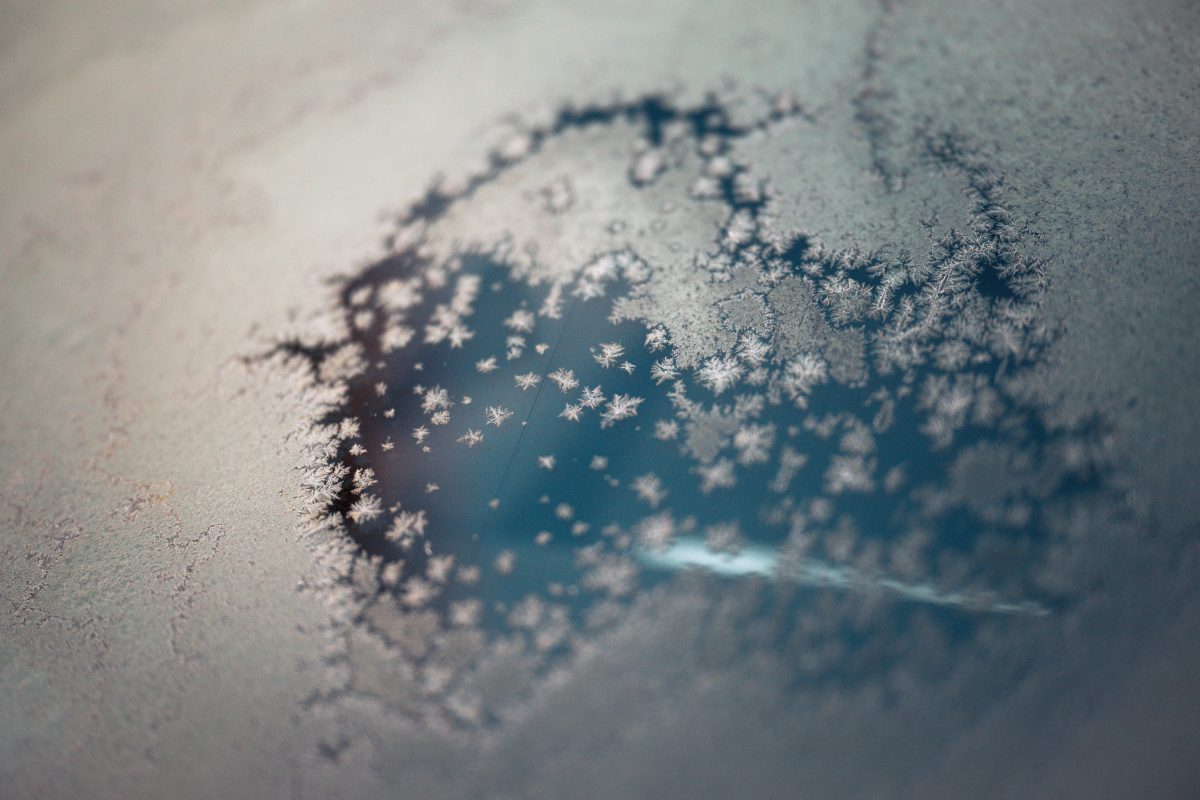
xmin=2 ymin=2 xmax=1198 ymax=798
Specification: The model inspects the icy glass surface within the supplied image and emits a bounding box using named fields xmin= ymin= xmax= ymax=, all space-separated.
xmin=3 ymin=3 xmax=1199 ymax=798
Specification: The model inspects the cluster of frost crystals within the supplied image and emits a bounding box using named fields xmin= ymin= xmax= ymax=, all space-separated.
xmin=279 ymin=94 xmax=1119 ymax=729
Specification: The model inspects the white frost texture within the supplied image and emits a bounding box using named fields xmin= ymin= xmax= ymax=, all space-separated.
xmin=2 ymin=2 xmax=1199 ymax=800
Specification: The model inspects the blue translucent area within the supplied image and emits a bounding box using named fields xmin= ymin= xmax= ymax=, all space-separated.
xmin=335 ymin=246 xmax=1096 ymax=632
xmin=343 ymin=255 xmax=678 ymax=614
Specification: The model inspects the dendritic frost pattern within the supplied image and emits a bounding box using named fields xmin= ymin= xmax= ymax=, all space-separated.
xmin=281 ymin=95 xmax=1117 ymax=729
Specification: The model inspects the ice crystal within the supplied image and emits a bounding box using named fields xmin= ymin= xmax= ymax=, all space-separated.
xmin=494 ymin=550 xmax=516 ymax=575
xmin=781 ymin=354 xmax=828 ymax=402
xmin=548 ymin=368 xmax=579 ymax=392
xmin=650 ymin=357 xmax=680 ymax=384
xmin=825 ymin=454 xmax=876 ymax=494
xmin=401 ymin=577 xmax=438 ymax=608
xmin=457 ymin=428 xmax=484 ymax=448
xmin=579 ymin=385 xmax=606 ymax=408
xmin=704 ymin=521 xmax=745 ymax=555
xmin=631 ymin=473 xmax=668 ymax=508
xmin=351 ymin=468 xmax=378 ymax=494
xmin=593 ymin=342 xmax=625 ymax=368
xmin=420 ymin=386 xmax=452 ymax=414
xmin=427 ymin=554 xmax=455 ymax=583
xmin=348 ymin=493 xmax=383 ymax=524
xmin=695 ymin=458 xmax=737 ymax=493
xmin=634 ymin=513 xmax=677 ymax=552
xmin=484 ymin=406 xmax=513 ymax=427
xmin=504 ymin=308 xmax=536 ymax=333
xmin=696 ymin=355 xmax=743 ymax=395
xmin=514 ymin=372 xmax=542 ymax=391
xmin=599 ymin=393 xmax=644 ymax=428
xmin=644 ymin=327 xmax=669 ymax=352
xmin=449 ymin=600 xmax=482 ymax=627
xmin=770 ymin=446 xmax=808 ymax=494
xmin=736 ymin=334 xmax=771 ymax=367
xmin=654 ymin=419 xmax=680 ymax=441
xmin=733 ymin=423 xmax=775 ymax=465
xmin=385 ymin=509 xmax=428 ymax=545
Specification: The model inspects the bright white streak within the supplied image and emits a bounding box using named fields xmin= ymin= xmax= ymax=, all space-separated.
xmin=635 ymin=537 xmax=1047 ymax=616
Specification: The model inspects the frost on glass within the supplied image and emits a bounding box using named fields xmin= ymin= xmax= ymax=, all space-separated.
xmin=276 ymin=94 xmax=1120 ymax=729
